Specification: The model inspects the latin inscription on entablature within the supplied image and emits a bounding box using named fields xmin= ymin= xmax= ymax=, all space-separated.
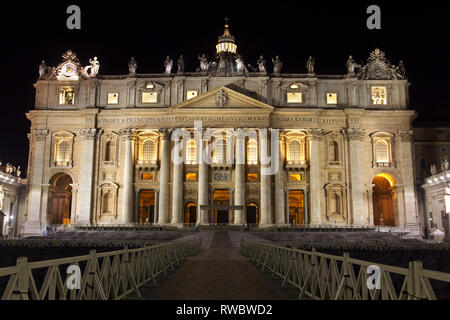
xmin=97 ymin=115 xmax=270 ymax=127
xmin=272 ymin=116 xmax=347 ymax=128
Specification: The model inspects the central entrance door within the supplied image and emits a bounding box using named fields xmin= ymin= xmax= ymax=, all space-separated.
xmin=139 ymin=190 xmax=155 ymax=224
xmin=213 ymin=189 xmax=231 ymax=224
xmin=289 ymin=190 xmax=305 ymax=225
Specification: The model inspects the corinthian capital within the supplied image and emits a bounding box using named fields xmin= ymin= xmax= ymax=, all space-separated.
xmin=307 ymin=128 xmax=325 ymax=140
xmin=32 ymin=129 xmax=49 ymax=142
xmin=158 ymin=128 xmax=172 ymax=140
xmin=80 ymin=128 xmax=103 ymax=140
xmin=119 ymin=128 xmax=136 ymax=140
xmin=397 ymin=130 xmax=414 ymax=142
xmin=341 ymin=128 xmax=365 ymax=141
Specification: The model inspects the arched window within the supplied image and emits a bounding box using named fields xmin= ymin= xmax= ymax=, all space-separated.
xmin=247 ymin=140 xmax=258 ymax=165
xmin=289 ymin=140 xmax=301 ymax=162
xmin=375 ymin=140 xmax=389 ymax=163
xmin=186 ymin=140 xmax=196 ymax=164
xmin=104 ymin=141 xmax=116 ymax=162
xmin=214 ymin=138 xmax=227 ymax=164
xmin=57 ymin=140 xmax=70 ymax=163
xmin=142 ymin=140 xmax=155 ymax=161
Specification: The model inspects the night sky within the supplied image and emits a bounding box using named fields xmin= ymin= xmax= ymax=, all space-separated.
xmin=0 ymin=1 xmax=449 ymax=176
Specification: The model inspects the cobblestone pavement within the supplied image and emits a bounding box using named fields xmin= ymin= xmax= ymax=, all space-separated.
xmin=132 ymin=231 xmax=298 ymax=300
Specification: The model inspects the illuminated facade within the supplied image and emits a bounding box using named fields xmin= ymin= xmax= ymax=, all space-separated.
xmin=21 ymin=24 xmax=421 ymax=237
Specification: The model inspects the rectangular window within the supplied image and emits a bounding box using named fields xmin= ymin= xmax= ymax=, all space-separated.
xmin=142 ymin=92 xmax=158 ymax=103
xmin=186 ymin=173 xmax=197 ymax=181
xmin=59 ymin=87 xmax=75 ymax=105
xmin=326 ymin=93 xmax=338 ymax=105
xmin=107 ymin=93 xmax=119 ymax=104
xmin=247 ymin=173 xmax=258 ymax=182
xmin=371 ymin=87 xmax=387 ymax=105
xmin=290 ymin=174 xmax=302 ymax=182
xmin=287 ymin=92 xmax=302 ymax=104
xmin=141 ymin=173 xmax=154 ymax=181
xmin=186 ymin=90 xmax=198 ymax=100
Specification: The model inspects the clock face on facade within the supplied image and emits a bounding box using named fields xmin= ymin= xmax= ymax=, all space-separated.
xmin=61 ymin=63 xmax=77 ymax=78
xmin=369 ymin=62 xmax=386 ymax=77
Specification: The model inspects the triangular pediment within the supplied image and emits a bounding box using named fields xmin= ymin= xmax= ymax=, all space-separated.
xmin=171 ymin=86 xmax=274 ymax=111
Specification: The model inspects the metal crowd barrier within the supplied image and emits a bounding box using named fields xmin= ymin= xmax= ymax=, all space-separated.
xmin=240 ymin=241 xmax=450 ymax=300
xmin=0 ymin=240 xmax=201 ymax=300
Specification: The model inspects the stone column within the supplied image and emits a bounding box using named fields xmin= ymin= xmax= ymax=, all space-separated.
xmin=158 ymin=129 xmax=171 ymax=225
xmin=120 ymin=128 xmax=135 ymax=225
xmin=304 ymin=188 xmax=309 ymax=225
xmin=171 ymin=142 xmax=184 ymax=225
xmin=154 ymin=190 xmax=159 ymax=223
xmin=228 ymin=190 xmax=233 ymax=224
xmin=76 ymin=128 xmax=102 ymax=225
xmin=69 ymin=184 xmax=79 ymax=225
xmin=275 ymin=133 xmax=286 ymax=225
xmin=259 ymin=129 xmax=272 ymax=226
xmin=135 ymin=188 xmax=141 ymax=224
xmin=343 ymin=128 xmax=366 ymax=225
xmin=24 ymin=130 xmax=48 ymax=236
xmin=198 ymin=137 xmax=209 ymax=225
xmin=308 ymin=128 xmax=325 ymax=225
xmin=365 ymin=184 xmax=375 ymax=225
xmin=392 ymin=185 xmax=405 ymax=227
xmin=41 ymin=185 xmax=50 ymax=227
xmin=285 ymin=190 xmax=290 ymax=224
xmin=398 ymin=130 xmax=419 ymax=227
xmin=234 ymin=129 xmax=245 ymax=225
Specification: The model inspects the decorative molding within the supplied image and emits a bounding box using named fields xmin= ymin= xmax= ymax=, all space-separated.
xmin=341 ymin=128 xmax=365 ymax=141
xmin=307 ymin=128 xmax=325 ymax=140
xmin=158 ymin=128 xmax=172 ymax=140
xmin=119 ymin=128 xmax=137 ymax=140
xmin=32 ymin=129 xmax=49 ymax=142
xmin=398 ymin=130 xmax=414 ymax=142
xmin=80 ymin=128 xmax=103 ymax=140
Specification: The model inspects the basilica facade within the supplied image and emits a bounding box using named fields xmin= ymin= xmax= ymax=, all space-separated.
xmin=22 ymin=24 xmax=420 ymax=237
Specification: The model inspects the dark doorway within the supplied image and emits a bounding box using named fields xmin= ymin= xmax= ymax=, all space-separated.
xmin=139 ymin=190 xmax=155 ymax=224
xmin=185 ymin=202 xmax=197 ymax=224
xmin=217 ymin=210 xmax=229 ymax=224
xmin=247 ymin=203 xmax=258 ymax=224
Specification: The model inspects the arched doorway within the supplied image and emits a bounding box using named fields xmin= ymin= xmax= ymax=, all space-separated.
xmin=247 ymin=203 xmax=259 ymax=225
xmin=48 ymin=174 xmax=73 ymax=225
xmin=185 ymin=202 xmax=197 ymax=224
xmin=372 ymin=173 xmax=396 ymax=226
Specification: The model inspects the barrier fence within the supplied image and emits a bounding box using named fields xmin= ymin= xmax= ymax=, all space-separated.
xmin=240 ymin=241 xmax=450 ymax=300
xmin=0 ymin=240 xmax=201 ymax=300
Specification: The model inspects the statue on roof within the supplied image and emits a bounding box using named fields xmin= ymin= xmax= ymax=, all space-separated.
xmin=39 ymin=60 xmax=47 ymax=78
xmin=346 ymin=56 xmax=357 ymax=74
xmin=442 ymin=158 xmax=449 ymax=172
xmin=164 ymin=56 xmax=173 ymax=74
xmin=257 ymin=55 xmax=267 ymax=73
xmin=431 ymin=164 xmax=437 ymax=176
xmin=307 ymin=56 xmax=315 ymax=74
xmin=218 ymin=52 xmax=228 ymax=71
xmin=198 ymin=54 xmax=209 ymax=72
xmin=128 ymin=57 xmax=137 ymax=76
xmin=177 ymin=55 xmax=185 ymax=73
xmin=84 ymin=57 xmax=100 ymax=77
xmin=235 ymin=54 xmax=246 ymax=73
xmin=272 ymin=55 xmax=282 ymax=74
